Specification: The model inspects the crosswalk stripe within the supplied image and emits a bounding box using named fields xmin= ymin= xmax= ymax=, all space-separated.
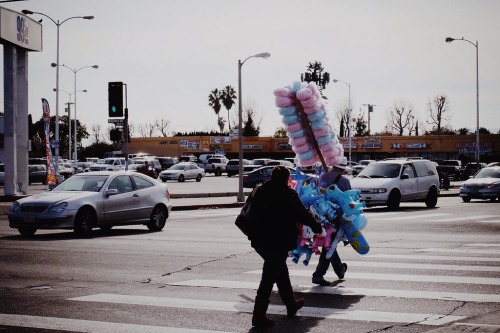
xmin=368 ymin=254 xmax=500 ymax=262
xmin=246 ymin=270 xmax=500 ymax=286
xmin=68 ymin=293 xmax=465 ymax=326
xmin=167 ymin=279 xmax=500 ymax=303
xmin=369 ymin=213 xmax=450 ymax=221
xmin=418 ymin=248 xmax=500 ymax=255
xmin=429 ymin=214 xmax=498 ymax=222
xmin=342 ymin=261 xmax=500 ymax=272
xmin=0 ymin=313 xmax=234 ymax=333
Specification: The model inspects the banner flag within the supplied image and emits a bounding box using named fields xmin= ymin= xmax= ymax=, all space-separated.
xmin=42 ymin=98 xmax=57 ymax=185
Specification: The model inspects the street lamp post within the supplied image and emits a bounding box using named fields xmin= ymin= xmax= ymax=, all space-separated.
xmin=53 ymin=64 xmax=98 ymax=167
xmin=22 ymin=9 xmax=94 ymax=175
xmin=52 ymin=88 xmax=87 ymax=161
xmin=445 ymin=36 xmax=480 ymax=165
xmin=332 ymin=79 xmax=351 ymax=162
xmin=237 ymin=52 xmax=270 ymax=202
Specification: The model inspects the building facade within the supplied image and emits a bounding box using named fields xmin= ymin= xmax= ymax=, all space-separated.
xmin=127 ymin=134 xmax=500 ymax=164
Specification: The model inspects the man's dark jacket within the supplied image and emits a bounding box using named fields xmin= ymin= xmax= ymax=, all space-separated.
xmin=250 ymin=180 xmax=322 ymax=254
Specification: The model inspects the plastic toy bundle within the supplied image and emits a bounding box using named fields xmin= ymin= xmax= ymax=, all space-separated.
xmin=274 ymin=81 xmax=344 ymax=168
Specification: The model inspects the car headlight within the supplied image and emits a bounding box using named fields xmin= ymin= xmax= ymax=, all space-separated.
xmin=368 ymin=188 xmax=387 ymax=194
xmin=48 ymin=202 xmax=68 ymax=214
xmin=487 ymin=182 xmax=500 ymax=189
xmin=10 ymin=202 xmax=20 ymax=213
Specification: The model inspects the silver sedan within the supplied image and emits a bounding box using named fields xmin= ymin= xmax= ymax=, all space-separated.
xmin=8 ymin=171 xmax=172 ymax=237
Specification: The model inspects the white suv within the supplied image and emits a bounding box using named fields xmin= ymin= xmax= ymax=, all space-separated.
xmin=89 ymin=158 xmax=126 ymax=172
xmin=350 ymin=159 xmax=440 ymax=209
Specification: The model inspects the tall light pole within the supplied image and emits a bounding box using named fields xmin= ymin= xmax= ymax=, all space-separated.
xmin=237 ymin=52 xmax=270 ymax=202
xmin=53 ymin=88 xmax=87 ymax=160
xmin=332 ymin=79 xmax=351 ymax=162
xmin=445 ymin=36 xmax=480 ymax=165
xmin=22 ymin=9 xmax=94 ymax=175
xmin=53 ymin=64 xmax=98 ymax=167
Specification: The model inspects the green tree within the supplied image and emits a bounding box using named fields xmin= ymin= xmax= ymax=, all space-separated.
xmin=458 ymin=127 xmax=469 ymax=135
xmin=220 ymin=85 xmax=237 ymax=130
xmin=352 ymin=111 xmax=368 ymax=137
xmin=302 ymin=61 xmax=330 ymax=99
xmin=274 ymin=127 xmax=287 ymax=138
xmin=30 ymin=114 xmax=89 ymax=159
xmin=243 ymin=108 xmax=260 ymax=136
xmin=208 ymin=88 xmax=222 ymax=129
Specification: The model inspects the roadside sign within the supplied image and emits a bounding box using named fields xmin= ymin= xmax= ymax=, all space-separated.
xmin=108 ymin=119 xmax=124 ymax=126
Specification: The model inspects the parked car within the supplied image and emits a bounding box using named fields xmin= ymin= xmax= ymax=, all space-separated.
xmin=58 ymin=163 xmax=74 ymax=179
xmin=242 ymin=165 xmax=296 ymax=188
xmin=284 ymin=157 xmax=299 ymax=167
xmin=89 ymin=158 xmax=126 ymax=172
xmin=178 ymin=155 xmax=198 ymax=163
xmin=352 ymin=159 xmax=376 ymax=175
xmin=226 ymin=159 xmax=252 ymax=177
xmin=198 ymin=154 xmax=225 ymax=166
xmin=436 ymin=160 xmax=464 ymax=181
xmin=157 ymin=157 xmax=179 ymax=170
xmin=266 ymin=160 xmax=294 ymax=168
xmin=203 ymin=157 xmax=229 ymax=176
xmin=77 ymin=162 xmax=92 ymax=173
xmin=128 ymin=163 xmax=158 ymax=179
xmin=462 ymin=162 xmax=488 ymax=179
xmin=159 ymin=162 xmax=205 ymax=182
xmin=29 ymin=164 xmax=47 ymax=185
xmin=131 ymin=157 xmax=162 ymax=175
xmin=459 ymin=166 xmax=500 ymax=202
xmin=350 ymin=159 xmax=440 ymax=209
xmin=8 ymin=171 xmax=172 ymax=237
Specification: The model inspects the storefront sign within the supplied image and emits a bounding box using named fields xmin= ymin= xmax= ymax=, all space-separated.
xmin=243 ymin=144 xmax=263 ymax=150
xmin=210 ymin=136 xmax=231 ymax=144
xmin=277 ymin=143 xmax=292 ymax=150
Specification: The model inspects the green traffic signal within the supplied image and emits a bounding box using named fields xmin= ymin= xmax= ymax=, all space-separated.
xmin=108 ymin=82 xmax=123 ymax=117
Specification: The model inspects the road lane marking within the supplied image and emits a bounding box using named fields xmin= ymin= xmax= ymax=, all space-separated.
xmin=428 ymin=214 xmax=498 ymax=222
xmin=167 ymin=279 xmax=500 ymax=303
xmin=418 ymin=248 xmax=500 ymax=255
xmin=68 ymin=293 xmax=465 ymax=326
xmin=246 ymin=270 xmax=500 ymax=286
xmin=0 ymin=313 xmax=234 ymax=333
xmin=368 ymin=213 xmax=450 ymax=221
xmin=368 ymin=254 xmax=500 ymax=262
xmin=341 ymin=261 xmax=500 ymax=272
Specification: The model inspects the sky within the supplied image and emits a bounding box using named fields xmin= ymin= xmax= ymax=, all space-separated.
xmin=1 ymin=0 xmax=499 ymax=145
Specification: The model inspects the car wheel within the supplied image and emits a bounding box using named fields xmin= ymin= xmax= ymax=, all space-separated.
xmin=100 ymin=226 xmax=113 ymax=232
xmin=462 ymin=197 xmax=471 ymax=203
xmin=18 ymin=227 xmax=37 ymax=237
xmin=196 ymin=174 xmax=202 ymax=182
xmin=387 ymin=190 xmax=401 ymax=210
xmin=42 ymin=178 xmax=47 ymax=185
xmin=489 ymin=197 xmax=497 ymax=202
xmin=178 ymin=174 xmax=185 ymax=182
xmin=147 ymin=205 xmax=167 ymax=231
xmin=425 ymin=187 xmax=438 ymax=208
xmin=215 ymin=168 xmax=222 ymax=176
xmin=74 ymin=207 xmax=95 ymax=236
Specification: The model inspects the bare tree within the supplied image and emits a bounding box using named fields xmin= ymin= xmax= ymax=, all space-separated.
xmin=386 ymin=100 xmax=415 ymax=136
xmin=335 ymin=98 xmax=350 ymax=137
xmin=138 ymin=123 xmax=156 ymax=137
xmin=91 ymin=123 xmax=102 ymax=144
xmin=426 ymin=95 xmax=450 ymax=135
xmin=155 ymin=118 xmax=170 ymax=137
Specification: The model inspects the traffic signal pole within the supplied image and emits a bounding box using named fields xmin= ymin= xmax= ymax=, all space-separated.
xmin=124 ymin=83 xmax=128 ymax=170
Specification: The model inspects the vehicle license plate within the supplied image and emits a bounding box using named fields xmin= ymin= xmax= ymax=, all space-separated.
xmin=24 ymin=214 xmax=35 ymax=223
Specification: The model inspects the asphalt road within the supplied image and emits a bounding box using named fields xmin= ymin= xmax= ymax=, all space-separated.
xmin=0 ymin=196 xmax=499 ymax=333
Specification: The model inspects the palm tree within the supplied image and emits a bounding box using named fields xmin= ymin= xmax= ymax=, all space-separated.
xmin=220 ymin=85 xmax=237 ymax=129
xmin=208 ymin=88 xmax=222 ymax=130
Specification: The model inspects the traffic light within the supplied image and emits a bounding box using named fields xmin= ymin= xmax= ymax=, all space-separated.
xmin=108 ymin=82 xmax=123 ymax=117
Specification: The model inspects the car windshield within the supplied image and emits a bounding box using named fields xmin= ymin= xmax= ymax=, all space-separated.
xmin=169 ymin=164 xmax=186 ymax=170
xmin=474 ymin=168 xmax=500 ymax=179
xmin=52 ymin=175 xmax=109 ymax=192
xmin=357 ymin=163 xmax=400 ymax=178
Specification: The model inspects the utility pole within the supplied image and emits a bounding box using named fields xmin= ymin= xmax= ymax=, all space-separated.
xmin=362 ymin=104 xmax=375 ymax=135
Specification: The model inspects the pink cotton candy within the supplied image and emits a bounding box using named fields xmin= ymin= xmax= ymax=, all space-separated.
xmin=313 ymin=127 xmax=330 ymax=138
xmin=299 ymin=157 xmax=317 ymax=167
xmin=274 ymin=87 xmax=292 ymax=97
xmin=275 ymin=96 xmax=292 ymax=107
xmin=296 ymin=87 xmax=313 ymax=100
xmin=319 ymin=142 xmax=335 ymax=152
xmin=286 ymin=122 xmax=302 ymax=132
xmin=290 ymin=136 xmax=307 ymax=146
xmin=292 ymin=142 xmax=311 ymax=154
xmin=300 ymin=95 xmax=318 ymax=108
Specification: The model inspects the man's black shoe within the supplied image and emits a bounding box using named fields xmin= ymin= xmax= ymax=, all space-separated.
xmin=336 ymin=263 xmax=348 ymax=279
xmin=312 ymin=277 xmax=331 ymax=286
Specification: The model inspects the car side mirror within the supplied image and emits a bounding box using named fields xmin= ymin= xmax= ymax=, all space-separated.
xmin=401 ymin=174 xmax=410 ymax=180
xmin=105 ymin=188 xmax=119 ymax=197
